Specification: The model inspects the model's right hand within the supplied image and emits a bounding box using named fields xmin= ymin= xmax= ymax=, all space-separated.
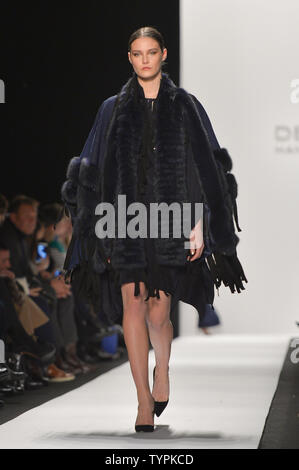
xmin=188 ymin=219 xmax=205 ymax=262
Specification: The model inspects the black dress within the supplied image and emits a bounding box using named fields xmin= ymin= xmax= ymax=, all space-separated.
xmin=108 ymin=97 xmax=214 ymax=314
xmin=109 ymin=97 xmax=181 ymax=300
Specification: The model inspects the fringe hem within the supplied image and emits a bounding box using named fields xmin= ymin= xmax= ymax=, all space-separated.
xmin=108 ymin=263 xmax=172 ymax=301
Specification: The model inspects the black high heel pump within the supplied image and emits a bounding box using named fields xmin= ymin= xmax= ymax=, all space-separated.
xmin=152 ymin=366 xmax=169 ymax=417
xmin=135 ymin=409 xmax=155 ymax=432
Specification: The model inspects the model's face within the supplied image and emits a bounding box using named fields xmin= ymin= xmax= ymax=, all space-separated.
xmin=128 ymin=37 xmax=167 ymax=80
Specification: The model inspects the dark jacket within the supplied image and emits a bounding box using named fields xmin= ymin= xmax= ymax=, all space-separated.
xmin=0 ymin=218 xmax=34 ymax=281
xmin=62 ymin=74 xmax=237 ymax=270
xmin=61 ymin=73 xmax=247 ymax=323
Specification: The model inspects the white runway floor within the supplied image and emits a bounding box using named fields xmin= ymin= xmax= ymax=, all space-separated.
xmin=0 ymin=334 xmax=290 ymax=449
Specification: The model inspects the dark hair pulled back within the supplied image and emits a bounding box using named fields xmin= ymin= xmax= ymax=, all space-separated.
xmin=128 ymin=26 xmax=165 ymax=52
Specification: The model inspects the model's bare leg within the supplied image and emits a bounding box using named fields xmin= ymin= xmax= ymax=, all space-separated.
xmin=121 ymin=282 xmax=154 ymax=426
xmin=146 ymin=292 xmax=172 ymax=402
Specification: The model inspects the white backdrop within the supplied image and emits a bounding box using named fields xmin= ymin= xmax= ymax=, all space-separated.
xmin=179 ymin=0 xmax=299 ymax=334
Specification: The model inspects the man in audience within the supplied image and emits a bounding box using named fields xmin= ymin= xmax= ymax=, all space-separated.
xmin=39 ymin=204 xmax=107 ymax=345
xmin=0 ymin=197 xmax=56 ymax=365
xmin=0 ymin=195 xmax=89 ymax=377
xmin=0 ymin=241 xmax=75 ymax=382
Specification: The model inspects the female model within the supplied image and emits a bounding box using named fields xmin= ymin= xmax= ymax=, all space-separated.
xmin=61 ymin=27 xmax=246 ymax=433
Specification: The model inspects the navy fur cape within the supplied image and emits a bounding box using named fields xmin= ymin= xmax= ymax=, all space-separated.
xmin=61 ymin=72 xmax=247 ymax=325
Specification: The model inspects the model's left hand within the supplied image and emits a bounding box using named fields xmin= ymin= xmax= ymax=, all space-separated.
xmin=188 ymin=219 xmax=205 ymax=262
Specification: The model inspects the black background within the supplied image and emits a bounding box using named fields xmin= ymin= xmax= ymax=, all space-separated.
xmin=0 ymin=1 xmax=179 ymax=203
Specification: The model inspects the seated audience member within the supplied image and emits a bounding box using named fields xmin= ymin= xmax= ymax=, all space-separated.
xmin=29 ymin=204 xmax=94 ymax=373
xmin=0 ymin=195 xmax=81 ymax=378
xmin=0 ymin=240 xmax=75 ymax=383
xmin=0 ymin=241 xmax=49 ymax=336
xmin=0 ymin=240 xmax=55 ymax=390
xmin=39 ymin=203 xmax=109 ymax=362
xmin=0 ymin=195 xmax=55 ymax=365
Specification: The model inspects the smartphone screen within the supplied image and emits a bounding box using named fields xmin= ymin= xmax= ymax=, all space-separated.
xmin=35 ymin=242 xmax=48 ymax=263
